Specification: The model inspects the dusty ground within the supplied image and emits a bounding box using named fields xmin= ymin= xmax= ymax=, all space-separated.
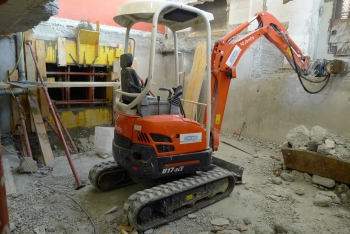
xmin=2 ymin=131 xmax=350 ymax=234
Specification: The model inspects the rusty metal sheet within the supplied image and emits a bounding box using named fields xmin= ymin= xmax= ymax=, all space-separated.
xmin=329 ymin=19 xmax=350 ymax=55
xmin=281 ymin=148 xmax=350 ymax=184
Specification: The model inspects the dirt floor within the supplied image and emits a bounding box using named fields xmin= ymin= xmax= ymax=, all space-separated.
xmin=2 ymin=129 xmax=350 ymax=234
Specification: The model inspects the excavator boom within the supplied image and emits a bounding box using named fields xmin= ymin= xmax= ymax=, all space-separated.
xmin=208 ymin=11 xmax=342 ymax=150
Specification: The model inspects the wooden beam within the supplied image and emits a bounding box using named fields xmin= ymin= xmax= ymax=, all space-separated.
xmin=36 ymin=40 xmax=50 ymax=130
xmin=57 ymin=37 xmax=67 ymax=67
xmin=2 ymin=159 xmax=16 ymax=196
xmin=8 ymin=72 xmax=20 ymax=135
xmin=23 ymin=30 xmax=36 ymax=82
xmin=183 ymin=42 xmax=207 ymax=120
xmin=27 ymin=91 xmax=54 ymax=166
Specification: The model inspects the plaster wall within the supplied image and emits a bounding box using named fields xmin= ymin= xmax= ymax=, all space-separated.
xmin=0 ymin=36 xmax=16 ymax=133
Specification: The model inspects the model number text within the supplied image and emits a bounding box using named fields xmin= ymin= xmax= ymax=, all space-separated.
xmin=162 ymin=166 xmax=184 ymax=174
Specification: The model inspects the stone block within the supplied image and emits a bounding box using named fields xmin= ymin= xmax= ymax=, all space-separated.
xmin=314 ymin=194 xmax=332 ymax=207
xmin=317 ymin=144 xmax=330 ymax=155
xmin=310 ymin=126 xmax=327 ymax=143
xmin=312 ymin=175 xmax=335 ymax=188
xmin=94 ymin=127 xmax=114 ymax=158
xmin=19 ymin=157 xmax=38 ymax=173
xmin=325 ymin=139 xmax=335 ymax=149
xmin=286 ymin=125 xmax=310 ymax=148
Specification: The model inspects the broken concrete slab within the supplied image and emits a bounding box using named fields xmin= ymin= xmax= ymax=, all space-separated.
xmin=94 ymin=127 xmax=114 ymax=158
xmin=310 ymin=126 xmax=327 ymax=144
xmin=271 ymin=177 xmax=282 ymax=185
xmin=280 ymin=172 xmax=294 ymax=182
xmin=314 ymin=194 xmax=332 ymax=207
xmin=325 ymin=139 xmax=335 ymax=149
xmin=19 ymin=157 xmax=38 ymax=173
xmin=317 ymin=144 xmax=330 ymax=155
xmin=312 ymin=175 xmax=335 ymax=188
xmin=211 ymin=218 xmax=229 ymax=226
xmin=286 ymin=125 xmax=310 ymax=148
xmin=326 ymin=133 xmax=348 ymax=145
xmin=34 ymin=225 xmax=46 ymax=234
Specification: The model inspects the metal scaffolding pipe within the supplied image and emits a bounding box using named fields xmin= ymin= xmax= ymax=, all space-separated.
xmin=0 ymin=152 xmax=10 ymax=234
xmin=0 ymin=89 xmax=28 ymax=96
xmin=15 ymin=97 xmax=32 ymax=158
xmin=26 ymin=40 xmax=84 ymax=189
xmin=51 ymin=104 xmax=79 ymax=154
xmin=46 ymin=71 xmax=109 ymax=76
xmin=16 ymin=32 xmax=26 ymax=81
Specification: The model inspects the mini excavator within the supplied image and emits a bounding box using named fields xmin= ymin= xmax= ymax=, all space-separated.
xmin=89 ymin=1 xmax=344 ymax=231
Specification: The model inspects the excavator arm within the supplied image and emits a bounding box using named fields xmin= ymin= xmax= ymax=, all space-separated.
xmin=207 ymin=11 xmax=344 ymax=151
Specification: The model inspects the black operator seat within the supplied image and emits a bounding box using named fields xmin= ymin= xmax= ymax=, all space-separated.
xmin=120 ymin=53 xmax=141 ymax=105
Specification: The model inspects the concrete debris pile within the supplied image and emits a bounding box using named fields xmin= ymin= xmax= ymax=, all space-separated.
xmin=285 ymin=125 xmax=350 ymax=160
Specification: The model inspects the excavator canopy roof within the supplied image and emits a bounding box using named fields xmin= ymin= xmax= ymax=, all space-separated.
xmin=113 ymin=0 xmax=214 ymax=31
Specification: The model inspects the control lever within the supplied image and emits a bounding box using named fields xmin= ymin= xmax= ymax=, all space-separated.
xmin=169 ymin=91 xmax=183 ymax=114
xmin=159 ymin=87 xmax=172 ymax=100
xmin=172 ymin=85 xmax=182 ymax=94
xmin=157 ymin=96 xmax=160 ymax=115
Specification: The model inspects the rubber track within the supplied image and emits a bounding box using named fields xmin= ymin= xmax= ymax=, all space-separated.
xmin=123 ymin=166 xmax=235 ymax=231
xmin=88 ymin=161 xmax=135 ymax=191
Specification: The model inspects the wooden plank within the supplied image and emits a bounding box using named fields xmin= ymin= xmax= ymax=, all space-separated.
xmin=3 ymin=159 xmax=16 ymax=195
xmin=57 ymin=37 xmax=67 ymax=66
xmin=28 ymin=91 xmax=54 ymax=166
xmin=282 ymin=148 xmax=350 ymax=184
xmin=6 ymin=81 xmax=121 ymax=88
xmin=183 ymin=43 xmax=206 ymax=120
xmin=96 ymin=21 xmax=100 ymax=56
xmin=36 ymin=40 xmax=50 ymax=130
xmin=24 ymin=30 xmax=36 ymax=82
xmin=7 ymin=82 xmax=37 ymax=88
xmin=35 ymin=40 xmax=47 ymax=78
xmin=8 ymin=69 xmax=18 ymax=81
xmin=221 ymin=138 xmax=258 ymax=155
xmin=0 ymin=82 xmax=10 ymax=88
xmin=24 ymin=30 xmax=37 ymax=132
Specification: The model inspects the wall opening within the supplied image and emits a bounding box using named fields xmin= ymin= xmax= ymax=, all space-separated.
xmin=46 ymin=64 xmax=109 ymax=109
xmin=335 ymin=0 xmax=350 ymax=19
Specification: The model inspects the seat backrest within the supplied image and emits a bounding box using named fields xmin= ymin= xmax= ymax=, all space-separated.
xmin=120 ymin=53 xmax=141 ymax=105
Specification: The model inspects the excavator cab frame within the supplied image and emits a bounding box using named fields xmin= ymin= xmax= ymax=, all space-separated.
xmin=113 ymin=0 xmax=214 ymax=149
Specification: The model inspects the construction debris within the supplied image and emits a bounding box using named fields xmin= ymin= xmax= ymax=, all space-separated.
xmin=285 ymin=125 xmax=350 ymax=160
xmin=105 ymin=206 xmax=119 ymax=215
xmin=18 ymin=157 xmax=38 ymax=173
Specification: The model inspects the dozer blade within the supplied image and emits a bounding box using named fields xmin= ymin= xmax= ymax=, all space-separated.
xmin=211 ymin=156 xmax=244 ymax=184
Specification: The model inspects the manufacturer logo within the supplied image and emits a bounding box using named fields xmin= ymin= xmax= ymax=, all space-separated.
xmin=240 ymin=36 xmax=254 ymax=46
xmin=225 ymin=45 xmax=242 ymax=68
xmin=184 ymin=136 xmax=198 ymax=141
xmin=180 ymin=133 xmax=202 ymax=144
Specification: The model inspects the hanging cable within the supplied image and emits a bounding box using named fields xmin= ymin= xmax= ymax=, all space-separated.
xmin=270 ymin=24 xmax=331 ymax=93
xmin=7 ymin=32 xmax=24 ymax=81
